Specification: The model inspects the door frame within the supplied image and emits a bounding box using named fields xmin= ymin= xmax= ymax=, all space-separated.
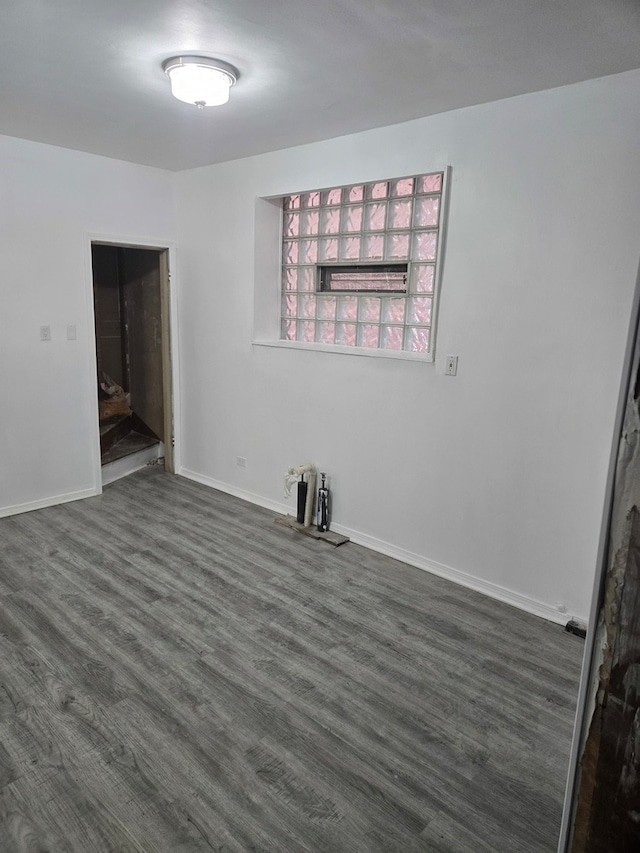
xmin=84 ymin=233 xmax=180 ymax=491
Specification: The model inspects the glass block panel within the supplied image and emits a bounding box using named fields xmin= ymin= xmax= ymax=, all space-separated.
xmin=317 ymin=321 xmax=336 ymax=344
xmin=281 ymin=318 xmax=297 ymax=340
xmin=358 ymin=324 xmax=380 ymax=348
xmin=388 ymin=199 xmax=412 ymax=230
xmin=318 ymin=238 xmax=339 ymax=261
xmin=368 ymin=182 xmax=388 ymax=199
xmin=382 ymin=297 xmax=406 ymax=324
xmin=407 ymin=297 xmax=432 ymax=325
xmin=299 ymin=294 xmax=316 ymax=319
xmin=413 ymin=197 xmax=440 ymax=228
xmin=320 ymin=207 xmax=340 ymax=234
xmin=381 ymin=325 xmax=404 ymax=350
xmin=362 ymin=234 xmax=384 ymax=259
xmin=342 ymin=205 xmax=363 ymax=232
xmin=300 ymin=239 xmax=318 ymax=264
xmin=300 ymin=209 xmax=320 ymax=236
xmin=284 ymin=212 xmax=300 ymax=237
xmin=364 ymin=202 xmax=387 ymax=231
xmin=336 ymin=296 xmax=357 ymax=321
xmin=417 ymin=173 xmax=442 ymax=193
xmin=335 ymin=322 xmax=357 ymax=346
xmin=283 ymin=267 xmax=297 ymax=291
xmin=302 ymin=191 xmax=320 ymax=207
xmin=413 ymin=231 xmax=437 ymax=261
xmin=390 ymin=178 xmax=414 ymax=197
xmin=358 ymin=297 xmax=381 ymax=323
xmin=405 ymin=326 xmax=430 ymax=353
xmin=284 ymin=195 xmax=300 ymax=210
xmin=348 ymin=185 xmax=364 ymax=202
xmin=298 ymin=266 xmax=315 ymax=292
xmin=295 ymin=320 xmax=316 ymax=342
xmin=339 ymin=236 xmax=361 ymax=260
xmin=317 ymin=295 xmax=337 ymax=320
xmin=386 ymin=232 xmax=410 ymax=259
xmin=283 ymin=240 xmax=299 ymax=265
xmin=282 ymin=293 xmax=297 ymax=318
xmin=411 ymin=264 xmax=435 ymax=293
xmin=322 ymin=188 xmax=342 ymax=206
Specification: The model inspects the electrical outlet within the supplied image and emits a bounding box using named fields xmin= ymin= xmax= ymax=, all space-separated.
xmin=445 ymin=355 xmax=458 ymax=376
xmin=40 ymin=325 xmax=51 ymax=342
xmin=236 ymin=456 xmax=247 ymax=468
xmin=66 ymin=324 xmax=77 ymax=340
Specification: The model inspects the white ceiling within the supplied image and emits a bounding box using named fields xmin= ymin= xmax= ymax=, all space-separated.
xmin=2 ymin=0 xmax=639 ymax=171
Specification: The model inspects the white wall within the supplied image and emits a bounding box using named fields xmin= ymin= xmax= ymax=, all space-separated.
xmin=0 ymin=135 xmax=174 ymax=515
xmin=174 ymin=69 xmax=640 ymax=624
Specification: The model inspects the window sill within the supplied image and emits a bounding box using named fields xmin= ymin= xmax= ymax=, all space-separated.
xmin=252 ymin=339 xmax=435 ymax=363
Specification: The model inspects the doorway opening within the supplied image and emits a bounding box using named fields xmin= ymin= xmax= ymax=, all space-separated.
xmin=91 ymin=243 xmax=174 ymax=482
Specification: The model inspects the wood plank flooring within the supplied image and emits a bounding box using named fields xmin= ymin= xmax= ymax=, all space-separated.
xmin=0 ymin=467 xmax=584 ymax=852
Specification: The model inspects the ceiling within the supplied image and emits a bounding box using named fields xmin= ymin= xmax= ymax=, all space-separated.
xmin=2 ymin=0 xmax=640 ymax=172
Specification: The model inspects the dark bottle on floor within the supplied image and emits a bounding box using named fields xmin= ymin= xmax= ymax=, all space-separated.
xmin=317 ymin=472 xmax=329 ymax=532
xmin=297 ymin=476 xmax=308 ymax=524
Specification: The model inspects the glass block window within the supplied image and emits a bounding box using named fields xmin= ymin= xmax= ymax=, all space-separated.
xmin=280 ymin=171 xmax=445 ymax=355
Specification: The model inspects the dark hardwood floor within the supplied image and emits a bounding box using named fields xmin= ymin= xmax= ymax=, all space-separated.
xmin=0 ymin=466 xmax=584 ymax=852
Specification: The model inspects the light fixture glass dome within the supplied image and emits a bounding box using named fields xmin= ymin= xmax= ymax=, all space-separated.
xmin=162 ymin=56 xmax=238 ymax=108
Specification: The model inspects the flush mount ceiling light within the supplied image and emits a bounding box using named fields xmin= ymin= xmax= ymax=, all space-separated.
xmin=162 ymin=56 xmax=238 ymax=108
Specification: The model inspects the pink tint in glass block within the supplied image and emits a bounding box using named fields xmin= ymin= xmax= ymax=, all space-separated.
xmin=301 ymin=209 xmax=319 ymax=236
xmin=390 ymin=178 xmax=414 ymax=197
xmin=381 ymin=325 xmax=404 ymax=350
xmin=408 ymin=297 xmax=432 ymax=325
xmin=417 ymin=173 xmax=442 ymax=193
xmin=323 ymin=188 xmax=342 ymax=206
xmin=342 ymin=205 xmax=363 ymax=232
xmin=317 ymin=295 xmax=337 ymax=320
xmin=358 ymin=324 xmax=380 ymax=348
xmin=413 ymin=197 xmax=440 ymax=228
xmin=413 ymin=231 xmax=437 ymax=260
xmin=318 ymin=238 xmax=338 ymax=261
xmin=335 ymin=323 xmax=357 ymax=346
xmin=382 ymin=297 xmax=406 ymax=324
xmin=336 ymin=296 xmax=357 ymax=321
xmin=364 ymin=202 xmax=386 ymax=231
xmin=299 ymin=294 xmax=316 ymax=319
xmin=363 ymin=234 xmax=384 ymax=259
xmin=359 ymin=297 xmax=381 ymax=323
xmin=369 ymin=182 xmax=388 ymax=199
xmin=282 ymin=293 xmax=297 ymax=318
xmin=412 ymin=264 xmax=435 ymax=293
xmin=320 ymin=208 xmax=340 ymax=234
xmin=317 ymin=321 xmax=336 ymax=344
xmin=348 ymin=185 xmax=364 ymax=202
xmin=339 ymin=236 xmax=361 ymax=260
xmin=388 ymin=199 xmax=412 ymax=229
xmin=302 ymin=191 xmax=320 ymax=207
xmin=405 ymin=326 xmax=431 ymax=353
xmin=284 ymin=213 xmax=300 ymax=237
xmin=300 ymin=239 xmax=318 ymax=264
xmin=298 ymin=267 xmax=315 ymax=291
xmin=283 ymin=240 xmax=298 ymax=265
xmin=386 ymin=233 xmax=410 ymax=259
xmin=299 ymin=320 xmax=316 ymax=342
xmin=284 ymin=195 xmax=300 ymax=210
xmin=283 ymin=268 xmax=297 ymax=291
xmin=281 ymin=319 xmax=297 ymax=340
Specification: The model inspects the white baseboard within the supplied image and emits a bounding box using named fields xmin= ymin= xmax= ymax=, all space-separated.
xmin=0 ymin=487 xmax=98 ymax=519
xmin=178 ymin=468 xmax=581 ymax=627
xmin=179 ymin=468 xmax=292 ymax=516
xmin=102 ymin=443 xmax=163 ymax=486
